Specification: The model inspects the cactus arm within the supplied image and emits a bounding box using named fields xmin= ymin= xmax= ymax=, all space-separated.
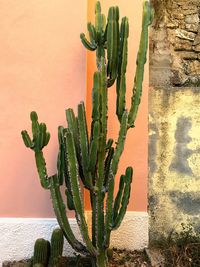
xmin=38 ymin=123 xmax=47 ymax=149
xmin=65 ymin=109 xmax=86 ymax=187
xmin=107 ymin=7 xmax=120 ymax=87
xmin=105 ymin=111 xmax=128 ymax=246
xmin=80 ymin=33 xmax=97 ymax=51
xmin=95 ymin=1 xmax=106 ymax=69
xmin=87 ymin=22 xmax=97 ymax=45
xmin=35 ymin=151 xmax=50 ymax=189
xmin=22 ymin=112 xmax=52 ymax=189
xmin=91 ymin=72 xmax=100 ymax=124
xmin=43 ymin=132 xmax=50 ymax=147
xmin=65 ymin=130 xmax=97 ymax=256
xmin=116 ymin=17 xmax=129 ymax=121
xmin=95 ymin=1 xmax=102 ymax=43
xmin=21 ymin=130 xmax=33 ymax=148
xmin=31 ymin=111 xmax=40 ymax=147
xmin=95 ymin=58 xmax=108 ymax=250
xmin=65 ymin=108 xmax=79 ymax=152
xmin=110 ymin=111 xmax=128 ymax=176
xmin=112 ymin=174 xmax=125 ymax=222
xmin=100 ymin=59 xmax=107 ymax=141
xmin=57 ymin=126 xmax=65 ymax=186
xmin=50 ymin=175 xmax=90 ymax=255
xmin=77 ymin=102 xmax=93 ymax=188
xmin=95 ymin=134 xmax=106 ymax=250
xmin=112 ymin=167 xmax=133 ymax=230
xmin=88 ymin=120 xmax=100 ymax=176
xmin=65 ymin=189 xmax=75 ymax=210
xmin=128 ymin=1 xmax=153 ymax=128
xmin=58 ymin=127 xmax=76 ymax=208
xmin=104 ymin=147 xmax=114 ymax=190
xmin=90 ymin=193 xmax=97 ymax=247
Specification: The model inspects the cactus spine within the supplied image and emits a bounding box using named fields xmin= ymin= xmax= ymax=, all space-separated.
xmin=21 ymin=2 xmax=153 ymax=267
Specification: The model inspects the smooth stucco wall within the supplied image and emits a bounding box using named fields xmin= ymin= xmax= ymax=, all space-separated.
xmin=0 ymin=0 xmax=148 ymax=217
xmin=86 ymin=0 xmax=149 ymax=211
xmin=0 ymin=0 xmax=87 ymax=217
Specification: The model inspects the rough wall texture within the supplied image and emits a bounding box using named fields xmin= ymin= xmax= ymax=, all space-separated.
xmin=149 ymin=87 xmax=200 ymax=241
xmin=149 ymin=0 xmax=200 ymax=242
xmin=0 ymin=212 xmax=148 ymax=265
xmin=150 ymin=0 xmax=200 ymax=87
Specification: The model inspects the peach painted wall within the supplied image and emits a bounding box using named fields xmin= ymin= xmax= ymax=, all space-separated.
xmin=86 ymin=0 xmax=149 ymax=211
xmin=0 ymin=0 xmax=148 ymax=217
xmin=0 ymin=0 xmax=87 ymax=217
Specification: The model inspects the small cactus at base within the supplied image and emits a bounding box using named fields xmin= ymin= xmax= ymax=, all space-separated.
xmin=32 ymin=229 xmax=64 ymax=267
xmin=33 ymin=239 xmax=50 ymax=266
xmin=49 ymin=228 xmax=64 ymax=266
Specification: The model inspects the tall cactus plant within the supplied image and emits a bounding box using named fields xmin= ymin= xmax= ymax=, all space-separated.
xmin=21 ymin=1 xmax=153 ymax=267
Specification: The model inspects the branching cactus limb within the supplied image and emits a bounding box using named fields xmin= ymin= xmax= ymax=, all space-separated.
xmin=128 ymin=1 xmax=154 ymax=128
xmin=21 ymin=2 xmax=153 ymax=267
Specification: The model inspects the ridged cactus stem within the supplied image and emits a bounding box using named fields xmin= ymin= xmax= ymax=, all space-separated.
xmin=49 ymin=228 xmax=64 ymax=267
xmin=35 ymin=151 xmax=50 ymax=189
xmin=65 ymin=130 xmax=97 ymax=256
xmin=128 ymin=1 xmax=153 ymax=128
xmin=95 ymin=58 xmax=107 ymax=251
xmin=105 ymin=111 xmax=128 ymax=247
xmin=116 ymin=17 xmax=129 ymax=121
xmin=33 ymin=238 xmax=50 ymax=266
xmin=50 ymin=175 xmax=90 ymax=256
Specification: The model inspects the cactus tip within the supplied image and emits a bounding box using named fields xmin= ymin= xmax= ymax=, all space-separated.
xmin=30 ymin=111 xmax=38 ymax=121
xmin=95 ymin=1 xmax=101 ymax=14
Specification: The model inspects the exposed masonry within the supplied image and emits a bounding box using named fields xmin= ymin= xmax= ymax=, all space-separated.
xmin=150 ymin=0 xmax=200 ymax=87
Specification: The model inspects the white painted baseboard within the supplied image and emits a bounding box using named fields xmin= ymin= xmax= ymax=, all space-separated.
xmin=0 ymin=212 xmax=148 ymax=265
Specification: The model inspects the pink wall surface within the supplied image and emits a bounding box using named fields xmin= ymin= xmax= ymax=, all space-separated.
xmin=86 ymin=0 xmax=149 ymax=211
xmin=0 ymin=0 xmax=148 ymax=217
xmin=0 ymin=0 xmax=87 ymax=217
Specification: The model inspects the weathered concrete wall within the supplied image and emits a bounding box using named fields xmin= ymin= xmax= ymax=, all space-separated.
xmin=149 ymin=0 xmax=200 ymax=242
xmin=150 ymin=0 xmax=200 ymax=87
xmin=149 ymin=87 xmax=200 ymax=241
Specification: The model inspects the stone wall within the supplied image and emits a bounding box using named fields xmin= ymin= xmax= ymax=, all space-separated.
xmin=149 ymin=0 xmax=200 ymax=242
xmin=150 ymin=0 xmax=200 ymax=86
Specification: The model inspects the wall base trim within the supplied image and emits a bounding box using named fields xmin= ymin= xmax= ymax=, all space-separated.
xmin=0 ymin=212 xmax=148 ymax=265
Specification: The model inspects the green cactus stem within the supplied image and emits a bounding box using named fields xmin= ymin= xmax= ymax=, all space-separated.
xmin=65 ymin=129 xmax=97 ymax=256
xmin=33 ymin=238 xmax=50 ymax=266
xmin=116 ymin=17 xmax=129 ymax=121
xmin=112 ymin=167 xmax=133 ymax=229
xmin=49 ymin=228 xmax=64 ymax=267
xmin=21 ymin=2 xmax=152 ymax=267
xmin=107 ymin=6 xmax=120 ymax=87
xmin=128 ymin=1 xmax=154 ymax=128
xmin=49 ymin=175 xmax=90 ymax=256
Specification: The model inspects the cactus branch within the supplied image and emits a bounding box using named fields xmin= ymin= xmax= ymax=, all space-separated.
xmin=128 ymin=1 xmax=153 ymax=128
xmin=50 ymin=175 xmax=90 ymax=256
